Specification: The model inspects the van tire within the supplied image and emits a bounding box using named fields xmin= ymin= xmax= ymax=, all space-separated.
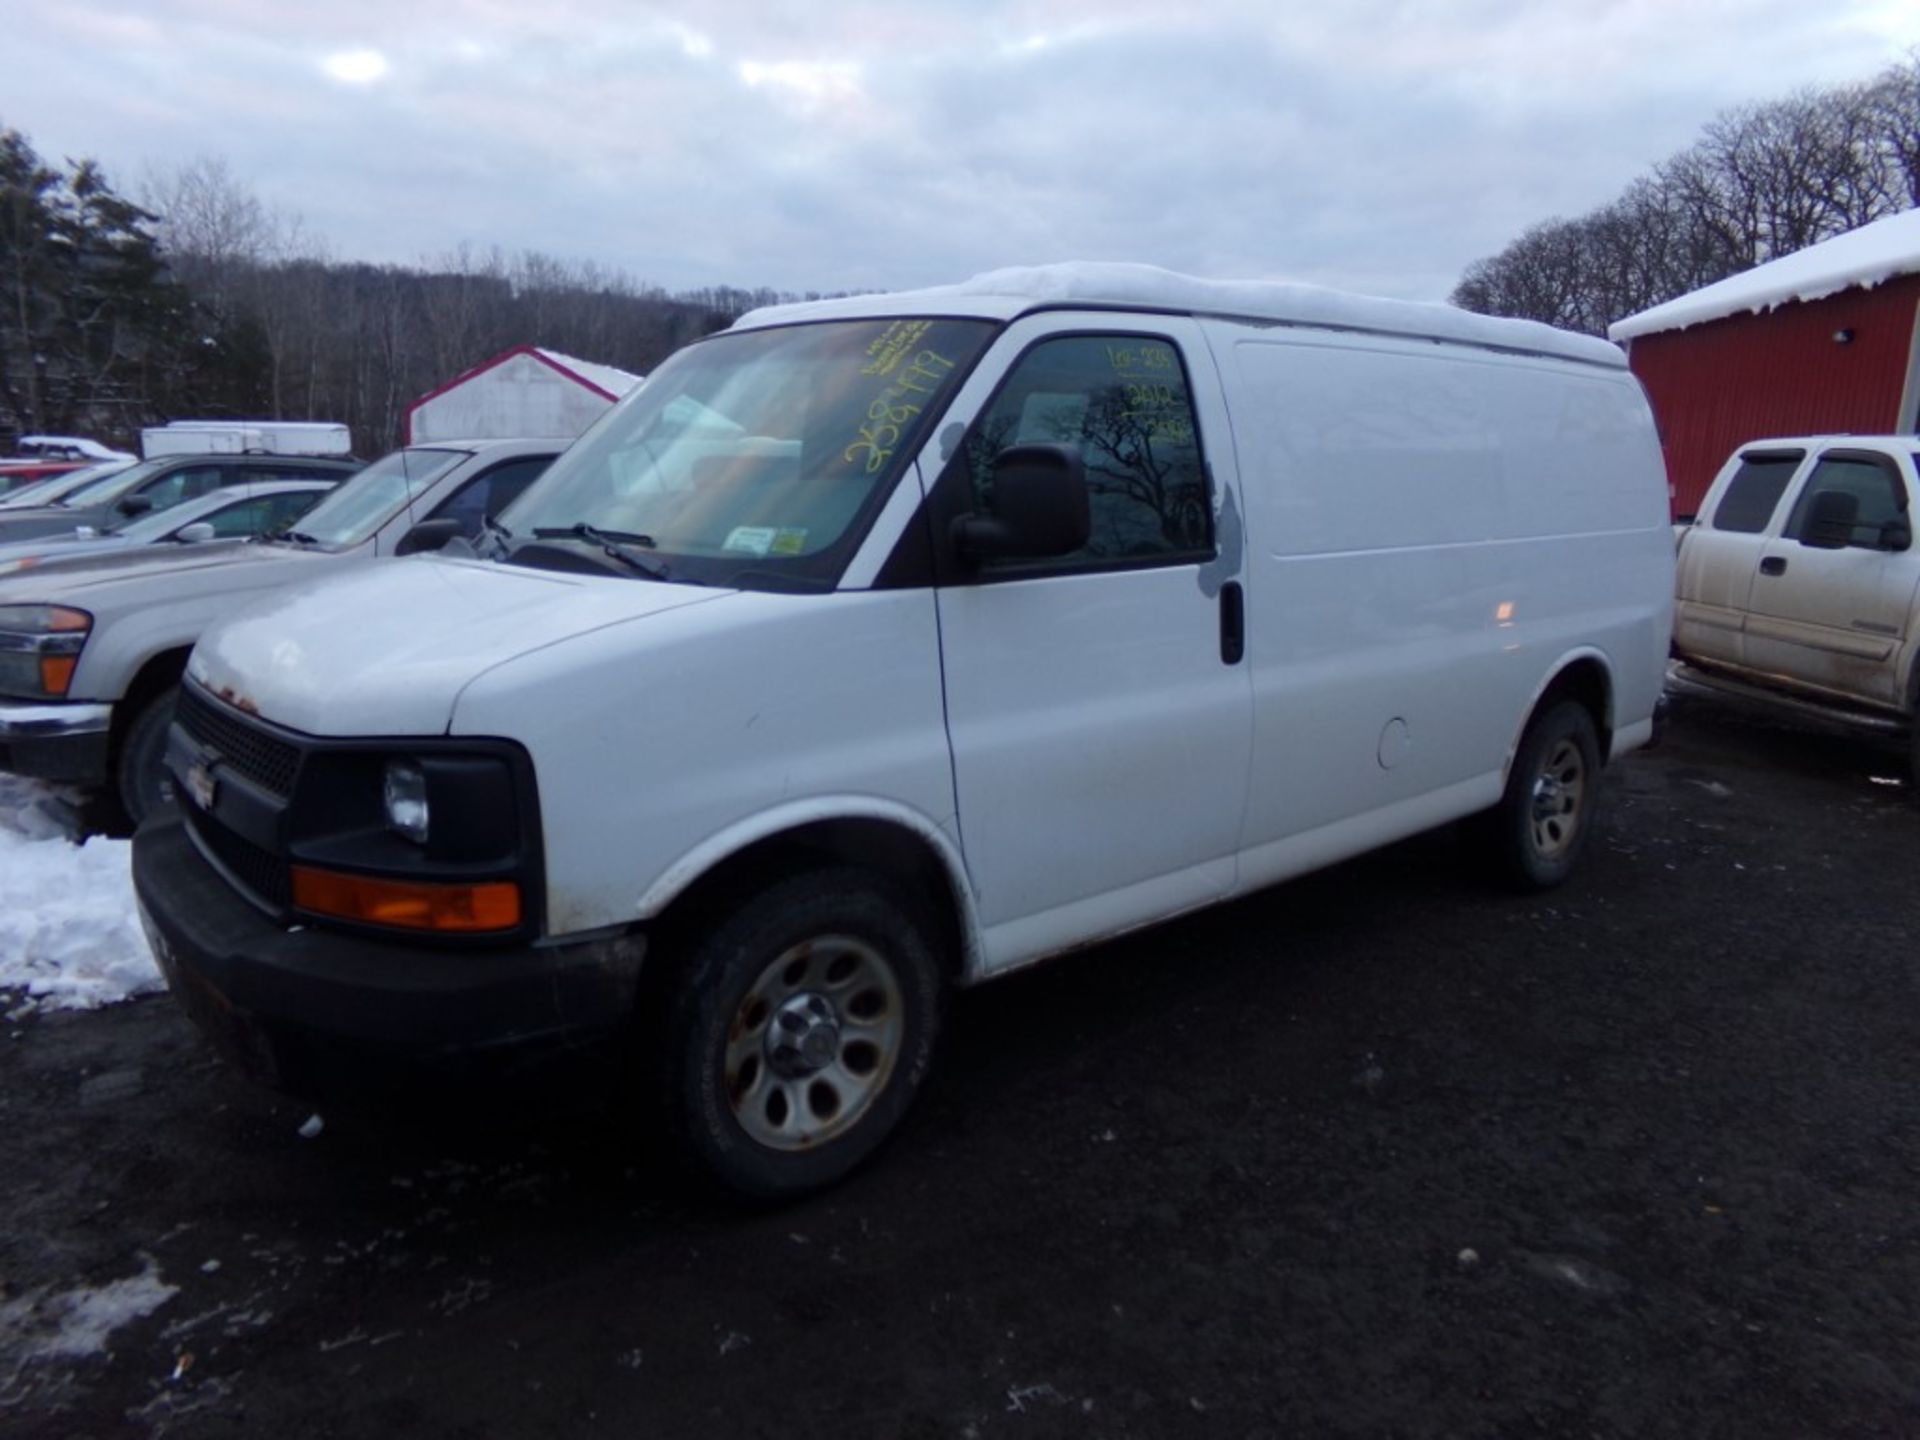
xmin=117 ymin=685 xmax=180 ymax=826
xmin=656 ymin=867 xmax=944 ymax=1201
xmin=1488 ymin=700 xmax=1601 ymax=891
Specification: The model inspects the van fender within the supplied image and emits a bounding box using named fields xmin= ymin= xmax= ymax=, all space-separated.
xmin=1502 ymin=646 xmax=1615 ymax=778
xmin=633 ymin=795 xmax=987 ymax=979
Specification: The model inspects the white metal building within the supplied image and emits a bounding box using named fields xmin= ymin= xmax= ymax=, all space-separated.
xmin=406 ymin=347 xmax=643 ymax=444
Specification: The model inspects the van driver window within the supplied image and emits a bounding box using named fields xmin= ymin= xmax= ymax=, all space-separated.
xmin=966 ymin=335 xmax=1211 ymax=569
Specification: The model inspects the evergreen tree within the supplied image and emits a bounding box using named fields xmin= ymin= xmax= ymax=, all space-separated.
xmin=0 ymin=124 xmax=187 ymax=442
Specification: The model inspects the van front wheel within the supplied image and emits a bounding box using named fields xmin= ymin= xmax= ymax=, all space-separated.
xmin=1488 ymin=700 xmax=1601 ymax=891
xmin=659 ymin=868 xmax=944 ymax=1200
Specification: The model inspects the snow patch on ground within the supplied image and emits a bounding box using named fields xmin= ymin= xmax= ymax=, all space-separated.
xmin=0 ymin=1258 xmax=178 ymax=1365
xmin=0 ymin=776 xmax=160 ymax=1014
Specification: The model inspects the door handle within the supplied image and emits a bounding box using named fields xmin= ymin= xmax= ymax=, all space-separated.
xmin=1759 ymin=556 xmax=1787 ymax=576
xmin=1219 ymin=581 xmax=1245 ymax=665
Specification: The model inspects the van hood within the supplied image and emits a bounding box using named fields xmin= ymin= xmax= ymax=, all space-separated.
xmin=190 ymin=556 xmax=733 ymax=736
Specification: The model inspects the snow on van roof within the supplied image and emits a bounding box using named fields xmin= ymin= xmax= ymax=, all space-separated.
xmin=734 ymin=262 xmax=1626 ymax=369
xmin=1609 ymin=209 xmax=1920 ymax=342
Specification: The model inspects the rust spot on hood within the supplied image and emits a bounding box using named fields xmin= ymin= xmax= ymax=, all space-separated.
xmin=213 ymin=683 xmax=260 ymax=715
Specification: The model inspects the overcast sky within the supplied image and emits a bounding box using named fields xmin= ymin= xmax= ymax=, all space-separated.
xmin=8 ymin=1 xmax=1919 ymax=302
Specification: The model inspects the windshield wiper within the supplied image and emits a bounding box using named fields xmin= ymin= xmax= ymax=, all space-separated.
xmin=260 ymin=528 xmax=320 ymax=547
xmin=534 ymin=523 xmax=658 ymax=548
xmin=530 ymin=523 xmax=669 ymax=580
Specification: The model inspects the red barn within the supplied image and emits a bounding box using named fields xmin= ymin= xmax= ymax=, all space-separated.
xmin=1609 ymin=209 xmax=1920 ymax=518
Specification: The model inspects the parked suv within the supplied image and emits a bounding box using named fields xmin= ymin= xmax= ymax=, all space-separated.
xmin=133 ymin=265 xmax=1674 ymax=1199
xmin=0 ymin=453 xmax=360 ymax=544
xmin=0 ymin=439 xmax=558 ymax=820
xmin=1671 ymin=436 xmax=1920 ymax=773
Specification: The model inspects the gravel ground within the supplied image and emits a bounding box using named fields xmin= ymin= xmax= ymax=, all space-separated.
xmin=1 ymin=700 xmax=1916 ymax=1439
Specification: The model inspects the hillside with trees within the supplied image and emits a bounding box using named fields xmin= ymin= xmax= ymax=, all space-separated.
xmin=0 ymin=136 xmax=817 ymax=454
xmin=1454 ymin=53 xmax=1920 ymax=335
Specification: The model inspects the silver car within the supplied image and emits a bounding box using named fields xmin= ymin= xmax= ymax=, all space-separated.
xmin=0 ymin=439 xmax=561 ymax=822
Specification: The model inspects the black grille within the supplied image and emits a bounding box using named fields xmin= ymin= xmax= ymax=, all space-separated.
xmin=185 ymin=804 xmax=290 ymax=909
xmin=176 ymin=686 xmax=301 ymax=797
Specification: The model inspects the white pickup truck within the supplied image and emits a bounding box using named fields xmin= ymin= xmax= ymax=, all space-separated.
xmin=1671 ymin=435 xmax=1920 ymax=773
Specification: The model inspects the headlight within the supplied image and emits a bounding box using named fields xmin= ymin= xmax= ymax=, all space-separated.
xmin=0 ymin=604 xmax=91 ymax=632
xmin=383 ymin=758 xmax=430 ymax=843
xmin=0 ymin=604 xmax=91 ymax=699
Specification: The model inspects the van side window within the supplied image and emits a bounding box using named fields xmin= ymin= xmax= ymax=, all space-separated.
xmin=1783 ymin=454 xmax=1906 ymax=548
xmin=966 ymin=334 xmax=1210 ymax=568
xmin=1711 ymin=453 xmax=1803 ymax=533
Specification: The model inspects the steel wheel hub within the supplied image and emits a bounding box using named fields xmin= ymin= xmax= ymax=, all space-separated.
xmin=1529 ymin=737 xmax=1587 ymax=858
xmin=724 ymin=935 xmax=905 ymax=1152
xmin=766 ymin=993 xmax=842 ymax=1078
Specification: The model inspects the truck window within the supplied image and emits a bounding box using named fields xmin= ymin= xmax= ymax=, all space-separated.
xmin=1711 ymin=452 xmax=1803 ymax=533
xmin=1783 ymin=454 xmax=1907 ymax=548
xmin=964 ymin=334 xmax=1211 ymax=570
xmin=429 ymin=456 xmax=553 ymax=537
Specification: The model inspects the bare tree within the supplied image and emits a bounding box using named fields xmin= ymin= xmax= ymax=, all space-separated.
xmin=1455 ymin=55 xmax=1920 ymax=334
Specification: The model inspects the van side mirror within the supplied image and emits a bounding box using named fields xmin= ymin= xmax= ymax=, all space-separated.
xmin=1880 ymin=513 xmax=1912 ymax=552
xmin=1799 ymin=490 xmax=1857 ymax=549
xmin=117 ymin=494 xmax=154 ymax=518
xmin=951 ymin=444 xmax=1090 ymax=564
xmin=175 ymin=522 xmax=217 ymax=544
xmin=395 ymin=517 xmax=463 ymax=556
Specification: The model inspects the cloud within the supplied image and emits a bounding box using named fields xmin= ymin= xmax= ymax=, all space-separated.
xmin=3 ymin=0 xmax=1917 ymax=303
xmin=319 ymin=49 xmax=390 ymax=85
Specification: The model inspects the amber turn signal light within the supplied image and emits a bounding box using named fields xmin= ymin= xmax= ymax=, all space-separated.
xmin=39 ymin=654 xmax=77 ymax=696
xmin=290 ymin=866 xmax=522 ymax=932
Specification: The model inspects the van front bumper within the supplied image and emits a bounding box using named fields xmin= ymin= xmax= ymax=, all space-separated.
xmin=132 ymin=814 xmax=647 ymax=1102
xmin=0 ymin=701 xmax=112 ymax=783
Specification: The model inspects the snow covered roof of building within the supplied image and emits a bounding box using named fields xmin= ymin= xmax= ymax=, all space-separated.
xmin=412 ymin=347 xmax=643 ymax=411
xmin=531 ymin=349 xmax=643 ymax=400
xmin=1609 ymin=209 xmax=1920 ymax=342
xmin=734 ymin=262 xmax=1626 ymax=370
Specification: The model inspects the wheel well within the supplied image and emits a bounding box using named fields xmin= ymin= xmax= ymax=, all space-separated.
xmin=110 ymin=649 xmax=192 ymax=762
xmin=648 ymin=818 xmax=969 ymax=983
xmin=1535 ymin=657 xmax=1613 ymax=758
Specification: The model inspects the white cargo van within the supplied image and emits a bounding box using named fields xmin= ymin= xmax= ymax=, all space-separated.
xmin=133 ymin=265 xmax=1673 ymax=1198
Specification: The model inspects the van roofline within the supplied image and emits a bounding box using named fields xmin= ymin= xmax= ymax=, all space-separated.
xmin=730 ymin=262 xmax=1627 ymax=372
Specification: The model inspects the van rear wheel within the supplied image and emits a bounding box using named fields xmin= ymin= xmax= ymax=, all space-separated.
xmin=1487 ymin=699 xmax=1600 ymax=891
xmin=656 ymin=868 xmax=943 ymax=1200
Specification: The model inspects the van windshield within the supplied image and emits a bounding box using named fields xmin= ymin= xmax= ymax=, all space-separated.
xmin=502 ymin=317 xmax=995 ymax=590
